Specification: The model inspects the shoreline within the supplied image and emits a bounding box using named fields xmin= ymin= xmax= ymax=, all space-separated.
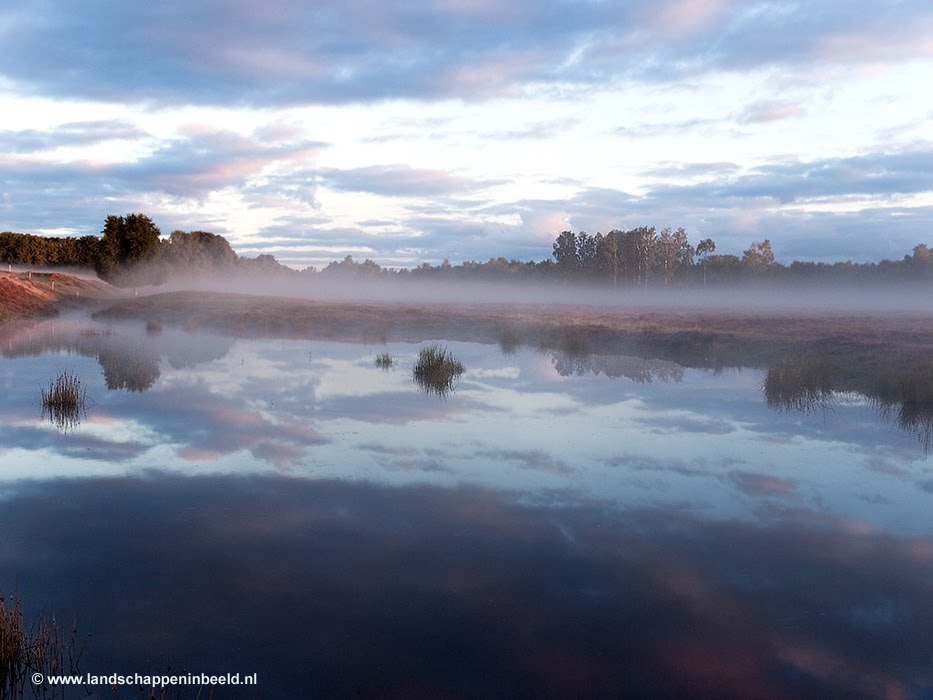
xmin=0 ymin=270 xmax=118 ymax=323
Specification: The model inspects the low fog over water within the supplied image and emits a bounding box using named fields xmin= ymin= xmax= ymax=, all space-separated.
xmin=9 ymin=259 xmax=933 ymax=315
xmin=150 ymin=270 xmax=933 ymax=315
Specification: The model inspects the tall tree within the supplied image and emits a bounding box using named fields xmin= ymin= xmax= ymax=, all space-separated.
xmin=577 ymin=231 xmax=603 ymax=277
xmin=655 ymin=228 xmax=681 ymax=285
xmin=96 ymin=213 xmax=162 ymax=284
xmin=552 ymin=230 xmax=580 ymax=277
xmin=598 ymin=230 xmax=624 ymax=286
xmin=742 ymin=239 xmax=776 ymax=273
xmin=695 ymin=238 xmax=716 ymax=286
xmin=620 ymin=226 xmax=657 ymax=288
xmin=673 ymin=227 xmax=694 ymax=268
xmin=164 ymin=230 xmax=237 ymax=270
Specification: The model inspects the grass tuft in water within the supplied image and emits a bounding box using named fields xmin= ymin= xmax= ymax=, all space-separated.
xmin=872 ymin=371 xmax=933 ymax=453
xmin=497 ymin=325 xmax=522 ymax=355
xmin=1 ymin=592 xmax=87 ymax=698
xmin=374 ymin=352 xmax=395 ymax=369
xmin=413 ymin=344 xmax=465 ymax=396
xmin=41 ymin=371 xmax=87 ymax=431
xmin=763 ymin=361 xmax=836 ymax=412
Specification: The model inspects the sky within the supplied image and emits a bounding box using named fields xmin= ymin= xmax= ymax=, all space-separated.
xmin=1 ymin=0 xmax=932 ymax=269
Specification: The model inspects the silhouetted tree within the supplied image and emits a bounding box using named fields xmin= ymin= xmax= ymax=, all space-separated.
xmin=598 ymin=230 xmax=624 ymax=286
xmin=163 ymin=230 xmax=237 ymax=271
xmin=552 ymin=230 xmax=580 ymax=277
xmin=620 ymin=226 xmax=656 ymax=288
xmin=577 ymin=231 xmax=603 ymax=276
xmin=654 ymin=228 xmax=681 ymax=284
xmin=96 ymin=213 xmax=162 ymax=284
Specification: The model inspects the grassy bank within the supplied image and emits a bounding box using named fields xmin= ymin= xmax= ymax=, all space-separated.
xmin=94 ymin=289 xmax=933 ymax=368
xmin=0 ymin=271 xmax=116 ymax=323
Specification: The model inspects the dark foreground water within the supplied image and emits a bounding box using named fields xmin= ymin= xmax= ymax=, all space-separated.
xmin=1 ymin=317 xmax=931 ymax=699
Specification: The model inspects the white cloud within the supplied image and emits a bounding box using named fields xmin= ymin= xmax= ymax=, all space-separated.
xmin=0 ymin=1 xmax=931 ymax=266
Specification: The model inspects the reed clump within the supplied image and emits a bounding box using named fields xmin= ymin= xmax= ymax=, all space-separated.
xmin=763 ymin=360 xmax=836 ymax=412
xmin=374 ymin=352 xmax=395 ymax=369
xmin=413 ymin=344 xmax=465 ymax=395
xmin=0 ymin=593 xmax=86 ymax=699
xmin=0 ymin=595 xmax=28 ymax=693
xmin=497 ymin=325 xmax=522 ymax=355
xmin=872 ymin=370 xmax=933 ymax=452
xmin=41 ymin=371 xmax=87 ymax=430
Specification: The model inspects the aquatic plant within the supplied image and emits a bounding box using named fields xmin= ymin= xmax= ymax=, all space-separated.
xmin=872 ymin=371 xmax=933 ymax=452
xmin=497 ymin=325 xmax=522 ymax=354
xmin=0 ymin=592 xmax=86 ymax=699
xmin=763 ymin=361 xmax=836 ymax=412
xmin=78 ymin=327 xmax=114 ymax=338
xmin=413 ymin=344 xmax=465 ymax=396
xmin=40 ymin=371 xmax=87 ymax=430
xmin=374 ymin=352 xmax=395 ymax=369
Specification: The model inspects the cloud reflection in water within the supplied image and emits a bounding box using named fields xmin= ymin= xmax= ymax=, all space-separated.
xmin=0 ymin=475 xmax=929 ymax=699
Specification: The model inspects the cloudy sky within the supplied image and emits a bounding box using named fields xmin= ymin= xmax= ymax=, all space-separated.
xmin=1 ymin=0 xmax=932 ymax=268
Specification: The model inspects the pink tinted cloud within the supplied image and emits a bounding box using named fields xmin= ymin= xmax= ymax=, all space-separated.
xmin=818 ymin=28 xmax=933 ymax=64
xmin=651 ymin=0 xmax=735 ymax=36
xmin=179 ymin=447 xmax=224 ymax=461
xmin=741 ymin=100 xmax=805 ymax=124
xmin=729 ymin=471 xmax=797 ymax=497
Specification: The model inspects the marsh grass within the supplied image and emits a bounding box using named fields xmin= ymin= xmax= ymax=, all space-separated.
xmin=41 ymin=371 xmax=87 ymax=431
xmin=0 ymin=593 xmax=87 ymax=699
xmin=374 ymin=352 xmax=395 ymax=369
xmin=79 ymin=328 xmax=114 ymax=338
xmin=872 ymin=371 xmax=933 ymax=452
xmin=497 ymin=325 xmax=522 ymax=355
xmin=763 ymin=361 xmax=836 ymax=412
xmin=413 ymin=344 xmax=465 ymax=396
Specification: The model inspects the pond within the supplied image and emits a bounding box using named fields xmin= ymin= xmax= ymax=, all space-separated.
xmin=1 ymin=314 xmax=931 ymax=698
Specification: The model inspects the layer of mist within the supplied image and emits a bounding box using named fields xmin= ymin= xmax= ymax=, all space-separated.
xmin=150 ymin=269 xmax=933 ymax=315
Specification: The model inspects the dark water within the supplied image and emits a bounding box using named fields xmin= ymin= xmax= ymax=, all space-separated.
xmin=1 ymin=317 xmax=931 ymax=699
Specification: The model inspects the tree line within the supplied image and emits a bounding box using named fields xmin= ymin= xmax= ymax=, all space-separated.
xmin=2 ymin=214 xmax=932 ymax=287
xmin=321 ymin=228 xmax=933 ymax=286
xmin=2 ymin=214 xmax=246 ymax=286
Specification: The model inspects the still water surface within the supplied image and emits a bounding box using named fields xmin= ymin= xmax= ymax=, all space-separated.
xmin=1 ymin=316 xmax=931 ymax=698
